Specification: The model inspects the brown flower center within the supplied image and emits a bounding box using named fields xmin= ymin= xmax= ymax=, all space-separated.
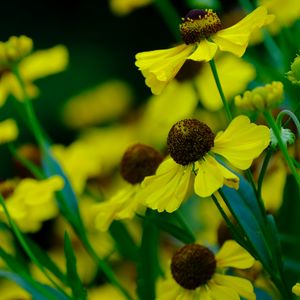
xmin=167 ymin=119 xmax=214 ymax=166
xmin=120 ymin=143 xmax=163 ymax=184
xmin=180 ymin=9 xmax=222 ymax=45
xmin=171 ymin=244 xmax=216 ymax=289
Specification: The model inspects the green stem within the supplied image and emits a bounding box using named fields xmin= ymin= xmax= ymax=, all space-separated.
xmin=257 ymin=148 xmax=273 ymax=202
xmin=209 ymin=59 xmax=233 ymax=122
xmin=153 ymin=0 xmax=181 ymax=42
xmin=277 ymin=109 xmax=300 ymax=137
xmin=0 ymin=195 xmax=70 ymax=299
xmin=11 ymin=64 xmax=47 ymax=151
xmin=264 ymin=111 xmax=300 ymax=186
xmin=173 ymin=210 xmax=196 ymax=243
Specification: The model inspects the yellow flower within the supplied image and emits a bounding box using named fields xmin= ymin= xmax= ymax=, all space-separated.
xmin=1 ymin=176 xmax=64 ymax=232
xmin=235 ymin=81 xmax=284 ymax=111
xmin=51 ymin=141 xmax=103 ymax=195
xmin=292 ymin=283 xmax=300 ymax=296
xmin=157 ymin=240 xmax=255 ymax=300
xmin=94 ymin=143 xmax=163 ymax=231
xmin=0 ymin=36 xmax=68 ymax=106
xmin=110 ymin=0 xmax=151 ymax=16
xmin=62 ymin=80 xmax=133 ymax=129
xmin=0 ymin=279 xmax=31 ymax=300
xmin=135 ymin=6 xmax=273 ymax=94
xmin=141 ymin=115 xmax=270 ymax=212
xmin=0 ymin=118 xmax=18 ymax=144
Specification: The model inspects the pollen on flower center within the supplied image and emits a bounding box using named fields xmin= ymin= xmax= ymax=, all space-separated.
xmin=167 ymin=119 xmax=214 ymax=166
xmin=171 ymin=244 xmax=216 ymax=290
xmin=120 ymin=143 xmax=163 ymax=184
xmin=180 ymin=9 xmax=222 ymax=45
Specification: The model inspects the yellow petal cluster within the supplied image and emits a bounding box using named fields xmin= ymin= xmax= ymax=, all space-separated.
xmin=0 ymin=118 xmax=18 ymax=144
xmin=287 ymin=53 xmax=300 ymax=85
xmin=234 ymin=81 xmax=284 ymax=111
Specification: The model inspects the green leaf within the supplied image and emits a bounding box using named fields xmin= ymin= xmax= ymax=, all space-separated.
xmin=221 ymin=174 xmax=273 ymax=271
xmin=109 ymin=221 xmax=139 ymax=261
xmin=0 ymin=249 xmax=69 ymax=300
xmin=137 ymin=210 xmax=160 ymax=300
xmin=64 ymin=232 xmax=87 ymax=300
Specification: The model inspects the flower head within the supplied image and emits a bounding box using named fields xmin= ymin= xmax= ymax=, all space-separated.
xmin=0 ymin=35 xmax=68 ymax=106
xmin=157 ymin=240 xmax=255 ymax=300
xmin=94 ymin=143 xmax=163 ymax=231
xmin=135 ymin=6 xmax=273 ymax=94
xmin=235 ymin=81 xmax=284 ymax=111
xmin=141 ymin=115 xmax=270 ymax=212
xmin=292 ymin=282 xmax=300 ymax=296
xmin=287 ymin=53 xmax=300 ymax=85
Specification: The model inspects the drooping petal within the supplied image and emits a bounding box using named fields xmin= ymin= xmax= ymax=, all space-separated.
xmin=213 ymin=274 xmax=256 ymax=300
xmin=135 ymin=44 xmax=194 ymax=94
xmin=141 ymin=158 xmax=194 ymax=212
xmin=211 ymin=6 xmax=274 ymax=57
xmin=187 ymin=39 xmax=218 ymax=62
xmin=213 ymin=115 xmax=270 ymax=170
xmin=94 ymin=185 xmax=141 ymax=231
xmin=194 ymin=156 xmax=224 ymax=198
xmin=215 ymin=240 xmax=255 ymax=269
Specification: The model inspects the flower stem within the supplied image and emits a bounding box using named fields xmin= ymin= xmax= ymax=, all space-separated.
xmin=264 ymin=111 xmax=300 ymax=186
xmin=209 ymin=59 xmax=233 ymax=122
xmin=153 ymin=0 xmax=181 ymax=42
xmin=173 ymin=210 xmax=196 ymax=243
xmin=11 ymin=64 xmax=47 ymax=151
xmin=277 ymin=109 xmax=300 ymax=137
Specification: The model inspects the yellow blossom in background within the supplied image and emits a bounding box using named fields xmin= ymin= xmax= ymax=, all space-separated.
xmin=195 ymin=54 xmax=256 ymax=111
xmin=62 ymin=80 xmax=133 ymax=129
xmin=0 ymin=35 xmax=68 ymax=106
xmin=293 ymin=283 xmax=300 ymax=296
xmin=0 ymin=35 xmax=33 ymax=66
xmin=0 ymin=118 xmax=18 ymax=144
xmin=135 ymin=6 xmax=273 ymax=94
xmin=235 ymin=81 xmax=284 ymax=111
xmin=141 ymin=116 xmax=270 ymax=212
xmin=110 ymin=0 xmax=152 ymax=16
xmin=0 ymin=280 xmax=31 ymax=300
xmin=157 ymin=240 xmax=255 ymax=300
xmin=51 ymin=141 xmax=103 ymax=195
xmin=0 ymin=176 xmax=64 ymax=232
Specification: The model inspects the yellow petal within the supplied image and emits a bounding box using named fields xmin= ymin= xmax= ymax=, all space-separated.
xmin=216 ymin=161 xmax=239 ymax=190
xmin=216 ymin=240 xmax=255 ymax=269
xmin=292 ymin=283 xmax=300 ymax=296
xmin=212 ymin=6 xmax=274 ymax=57
xmin=194 ymin=156 xmax=224 ymax=198
xmin=187 ymin=39 xmax=218 ymax=62
xmin=0 ymin=119 xmax=19 ymax=144
xmin=208 ymin=280 xmax=240 ymax=300
xmin=20 ymin=45 xmax=69 ymax=81
xmin=213 ymin=115 xmax=270 ymax=169
xmin=94 ymin=185 xmax=139 ymax=231
xmin=141 ymin=158 xmax=193 ymax=212
xmin=0 ymin=83 xmax=8 ymax=107
xmin=135 ymin=44 xmax=194 ymax=94
xmin=213 ymin=274 xmax=256 ymax=300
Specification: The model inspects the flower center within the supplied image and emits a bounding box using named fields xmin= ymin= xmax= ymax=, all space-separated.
xmin=171 ymin=244 xmax=216 ymax=290
xmin=180 ymin=9 xmax=222 ymax=45
xmin=120 ymin=143 xmax=163 ymax=184
xmin=167 ymin=119 xmax=214 ymax=166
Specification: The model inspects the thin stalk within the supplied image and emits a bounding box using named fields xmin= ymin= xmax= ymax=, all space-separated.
xmin=257 ymin=148 xmax=273 ymax=202
xmin=11 ymin=64 xmax=46 ymax=151
xmin=264 ymin=111 xmax=300 ymax=186
xmin=0 ymin=195 xmax=70 ymax=299
xmin=277 ymin=109 xmax=300 ymax=137
xmin=153 ymin=0 xmax=181 ymax=42
xmin=209 ymin=59 xmax=232 ymax=122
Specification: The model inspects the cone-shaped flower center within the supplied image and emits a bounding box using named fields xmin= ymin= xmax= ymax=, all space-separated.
xmin=167 ymin=119 xmax=214 ymax=166
xmin=180 ymin=9 xmax=222 ymax=45
xmin=171 ymin=244 xmax=216 ymax=289
xmin=121 ymin=143 xmax=163 ymax=184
